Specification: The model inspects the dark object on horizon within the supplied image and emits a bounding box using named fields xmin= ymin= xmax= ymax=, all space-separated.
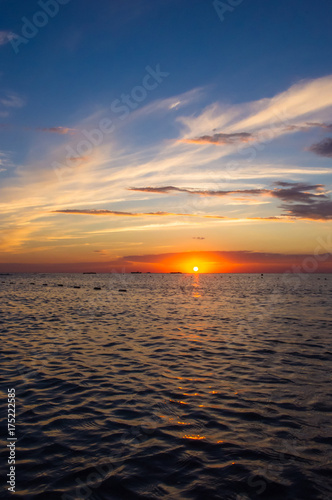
xmin=83 ymin=272 xmax=97 ymax=274
xmin=170 ymin=272 xmax=182 ymax=274
xmin=119 ymin=289 xmax=127 ymax=292
xmin=73 ymin=286 xmax=81 ymax=289
xmin=58 ymin=284 xmax=63 ymax=287
xmin=94 ymin=287 xmax=101 ymax=290
xmin=0 ymin=273 xmax=11 ymax=275
xmin=131 ymin=271 xmax=142 ymax=274
xmin=43 ymin=284 xmax=48 ymax=286
xmin=30 ymin=283 xmax=35 ymax=285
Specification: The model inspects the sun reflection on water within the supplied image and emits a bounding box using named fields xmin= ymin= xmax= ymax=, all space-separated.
xmin=192 ymin=273 xmax=201 ymax=298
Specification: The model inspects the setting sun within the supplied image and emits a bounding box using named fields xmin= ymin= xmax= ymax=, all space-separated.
xmin=193 ymin=266 xmax=199 ymax=272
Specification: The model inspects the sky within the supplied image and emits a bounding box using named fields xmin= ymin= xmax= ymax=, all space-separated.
xmin=0 ymin=0 xmax=332 ymax=273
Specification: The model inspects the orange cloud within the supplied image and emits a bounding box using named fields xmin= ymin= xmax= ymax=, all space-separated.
xmin=52 ymin=208 xmax=227 ymax=219
xmin=182 ymin=132 xmax=254 ymax=145
xmin=36 ymin=127 xmax=76 ymax=135
xmin=2 ymin=249 xmax=331 ymax=274
xmin=106 ymin=250 xmax=332 ymax=273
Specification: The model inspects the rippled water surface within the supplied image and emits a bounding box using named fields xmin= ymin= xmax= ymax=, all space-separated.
xmin=1 ymin=273 xmax=332 ymax=499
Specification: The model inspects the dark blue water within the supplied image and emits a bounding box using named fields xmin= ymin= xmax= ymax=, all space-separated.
xmin=1 ymin=273 xmax=332 ymax=499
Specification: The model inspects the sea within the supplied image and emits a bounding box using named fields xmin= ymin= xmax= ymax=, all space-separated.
xmin=0 ymin=273 xmax=331 ymax=500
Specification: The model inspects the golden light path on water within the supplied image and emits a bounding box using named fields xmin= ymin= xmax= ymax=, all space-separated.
xmin=1 ymin=273 xmax=331 ymax=499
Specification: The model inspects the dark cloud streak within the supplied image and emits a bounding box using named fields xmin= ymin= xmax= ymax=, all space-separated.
xmin=129 ymin=186 xmax=270 ymax=196
xmin=281 ymin=201 xmax=332 ymax=220
xmin=129 ymin=182 xmax=332 ymax=220
xmin=36 ymin=127 xmax=76 ymax=135
xmin=184 ymin=122 xmax=332 ymax=147
xmin=184 ymin=132 xmax=253 ymax=145
xmin=309 ymin=138 xmax=332 ymax=158
xmin=52 ymin=209 xmax=283 ymax=221
xmin=52 ymin=209 xmax=226 ymax=219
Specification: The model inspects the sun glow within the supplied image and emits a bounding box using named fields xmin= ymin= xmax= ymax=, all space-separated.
xmin=193 ymin=266 xmax=199 ymax=272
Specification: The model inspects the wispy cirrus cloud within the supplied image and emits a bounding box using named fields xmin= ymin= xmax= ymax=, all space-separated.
xmin=52 ymin=209 xmax=285 ymax=222
xmin=179 ymin=76 xmax=332 ymax=153
xmin=308 ymin=137 xmax=332 ymax=158
xmin=52 ymin=208 xmax=227 ymax=219
xmin=0 ymin=124 xmax=77 ymax=135
xmin=1 ymin=75 xmax=332 ymax=260
xmin=0 ymin=151 xmax=14 ymax=173
xmin=0 ymin=92 xmax=25 ymax=108
xmin=0 ymin=92 xmax=25 ymax=118
xmin=233 ymin=75 xmax=332 ymax=132
xmin=0 ymin=31 xmax=16 ymax=46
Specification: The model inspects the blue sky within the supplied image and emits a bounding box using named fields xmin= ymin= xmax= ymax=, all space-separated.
xmin=2 ymin=0 xmax=332 ymax=132
xmin=0 ymin=0 xmax=332 ymax=271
